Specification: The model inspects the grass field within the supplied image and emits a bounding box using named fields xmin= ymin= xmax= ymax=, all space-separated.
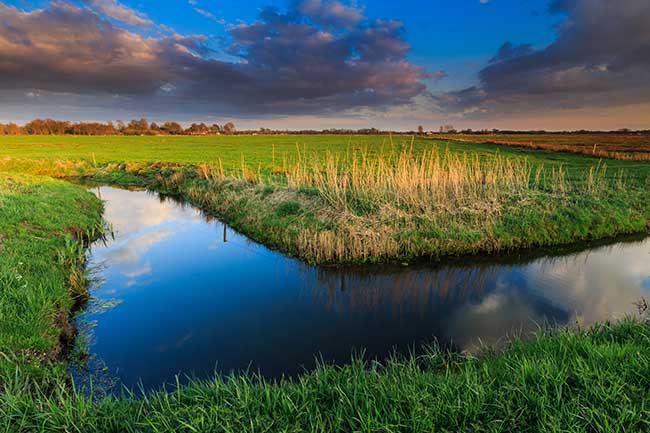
xmin=430 ymin=133 xmax=650 ymax=161
xmin=2 ymin=133 xmax=650 ymax=173
xmin=1 ymin=134 xmax=649 ymax=263
xmin=1 ymin=137 xmax=650 ymax=431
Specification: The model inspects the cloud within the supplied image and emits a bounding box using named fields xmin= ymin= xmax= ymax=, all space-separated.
xmin=0 ymin=2 xmax=215 ymax=96
xmin=435 ymin=0 xmax=650 ymax=120
xmin=122 ymin=263 xmax=152 ymax=279
xmin=191 ymin=5 xmax=225 ymax=24
xmin=81 ymin=0 xmax=152 ymax=27
xmin=0 ymin=1 xmax=428 ymax=117
xmin=293 ymin=0 xmax=365 ymax=29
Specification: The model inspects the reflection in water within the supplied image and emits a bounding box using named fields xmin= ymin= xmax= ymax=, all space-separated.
xmin=72 ymin=186 xmax=650 ymax=392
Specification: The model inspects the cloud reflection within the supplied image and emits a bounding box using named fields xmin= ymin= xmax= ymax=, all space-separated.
xmin=307 ymin=238 xmax=650 ymax=352
xmin=89 ymin=186 xmax=204 ymax=292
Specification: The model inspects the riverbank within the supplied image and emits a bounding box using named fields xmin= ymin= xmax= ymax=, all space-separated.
xmin=2 ymin=138 xmax=650 ymax=263
xmin=4 ymin=316 xmax=650 ymax=432
xmin=1 ymin=172 xmax=649 ymax=432
xmin=0 ymin=173 xmax=103 ymax=385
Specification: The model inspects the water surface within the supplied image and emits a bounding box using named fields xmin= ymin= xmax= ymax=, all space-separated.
xmin=73 ymin=185 xmax=650 ymax=392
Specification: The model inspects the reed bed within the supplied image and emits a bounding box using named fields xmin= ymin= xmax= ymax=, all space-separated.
xmin=183 ymin=143 xmax=634 ymax=263
xmin=287 ymin=145 xmax=539 ymax=213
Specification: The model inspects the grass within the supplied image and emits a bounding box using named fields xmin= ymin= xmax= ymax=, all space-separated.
xmin=2 ymin=134 xmax=650 ymax=177
xmin=1 ymin=134 xmax=649 ymax=263
xmin=0 ymin=173 xmax=103 ymax=385
xmin=431 ymin=133 xmax=650 ymax=161
xmin=2 ymin=318 xmax=649 ymax=432
xmin=1 ymin=153 xmax=650 ymax=431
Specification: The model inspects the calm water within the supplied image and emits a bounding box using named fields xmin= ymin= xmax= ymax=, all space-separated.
xmin=72 ymin=185 xmax=650 ymax=392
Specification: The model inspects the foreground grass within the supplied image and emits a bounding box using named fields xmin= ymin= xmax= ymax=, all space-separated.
xmin=2 ymin=319 xmax=649 ymax=432
xmin=0 ymin=173 xmax=103 ymax=384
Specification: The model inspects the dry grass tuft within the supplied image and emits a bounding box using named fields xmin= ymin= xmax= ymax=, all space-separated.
xmin=286 ymin=145 xmax=537 ymax=214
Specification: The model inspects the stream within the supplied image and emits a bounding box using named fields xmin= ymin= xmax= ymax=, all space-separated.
xmin=71 ymin=185 xmax=650 ymax=393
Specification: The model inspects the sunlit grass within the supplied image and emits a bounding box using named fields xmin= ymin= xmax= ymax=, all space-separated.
xmin=0 ymin=174 xmax=103 ymax=384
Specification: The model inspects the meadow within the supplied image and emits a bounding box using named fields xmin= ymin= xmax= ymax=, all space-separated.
xmin=430 ymin=133 xmax=650 ymax=160
xmin=2 ymin=134 xmax=649 ymax=263
xmin=1 ymin=134 xmax=650 ymax=431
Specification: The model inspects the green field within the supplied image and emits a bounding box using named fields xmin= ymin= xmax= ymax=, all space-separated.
xmin=2 ymin=134 xmax=650 ymax=175
xmin=1 ymin=136 xmax=650 ymax=431
xmin=2 ymin=135 xmax=650 ymax=264
xmin=430 ymin=133 xmax=650 ymax=160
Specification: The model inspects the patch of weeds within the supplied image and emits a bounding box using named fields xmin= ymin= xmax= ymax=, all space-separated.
xmin=348 ymin=196 xmax=378 ymax=216
xmin=297 ymin=186 xmax=320 ymax=197
xmin=258 ymin=185 xmax=275 ymax=197
xmin=276 ymin=200 xmax=302 ymax=217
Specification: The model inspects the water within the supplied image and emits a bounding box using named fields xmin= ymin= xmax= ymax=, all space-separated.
xmin=72 ymin=185 xmax=650 ymax=392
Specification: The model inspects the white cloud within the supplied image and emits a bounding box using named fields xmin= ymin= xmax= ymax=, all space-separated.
xmin=81 ymin=0 xmax=153 ymax=27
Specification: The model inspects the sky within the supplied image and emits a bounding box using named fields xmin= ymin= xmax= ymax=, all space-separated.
xmin=0 ymin=0 xmax=649 ymax=130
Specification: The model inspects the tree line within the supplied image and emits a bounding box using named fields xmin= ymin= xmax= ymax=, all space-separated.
xmin=1 ymin=119 xmax=647 ymax=136
xmin=0 ymin=119 xmax=237 ymax=136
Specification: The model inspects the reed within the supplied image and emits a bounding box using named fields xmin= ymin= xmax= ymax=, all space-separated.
xmin=287 ymin=145 xmax=537 ymax=213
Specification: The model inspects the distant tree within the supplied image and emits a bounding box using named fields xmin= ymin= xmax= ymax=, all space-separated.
xmin=223 ymin=122 xmax=236 ymax=134
xmin=124 ymin=118 xmax=150 ymax=135
xmin=162 ymin=121 xmax=183 ymax=135
xmin=417 ymin=125 xmax=424 ymax=135
xmin=209 ymin=124 xmax=222 ymax=134
xmin=186 ymin=123 xmax=209 ymax=135
xmin=24 ymin=119 xmax=65 ymax=135
xmin=0 ymin=123 xmax=23 ymax=135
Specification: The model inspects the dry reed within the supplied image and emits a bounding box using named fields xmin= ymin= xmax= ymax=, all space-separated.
xmin=286 ymin=145 xmax=537 ymax=213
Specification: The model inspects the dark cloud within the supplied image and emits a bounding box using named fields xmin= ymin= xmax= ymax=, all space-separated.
xmin=0 ymin=1 xmax=427 ymax=116
xmin=436 ymin=0 xmax=650 ymax=117
xmin=0 ymin=2 xmax=224 ymax=95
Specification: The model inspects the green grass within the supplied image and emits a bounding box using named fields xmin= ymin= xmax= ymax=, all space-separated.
xmin=2 ymin=134 xmax=650 ymax=178
xmin=1 ymin=162 xmax=649 ymax=432
xmin=2 ymin=318 xmax=649 ymax=432
xmin=0 ymin=173 xmax=103 ymax=384
xmin=1 ymin=134 xmax=650 ymax=264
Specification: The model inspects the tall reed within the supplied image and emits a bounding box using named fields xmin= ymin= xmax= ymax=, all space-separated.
xmin=286 ymin=145 xmax=537 ymax=213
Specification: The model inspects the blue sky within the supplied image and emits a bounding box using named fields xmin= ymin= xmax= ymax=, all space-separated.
xmin=138 ymin=0 xmax=556 ymax=79
xmin=69 ymin=0 xmax=560 ymax=90
xmin=0 ymin=0 xmax=648 ymax=130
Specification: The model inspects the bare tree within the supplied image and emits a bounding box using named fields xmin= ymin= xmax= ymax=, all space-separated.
xmin=222 ymin=122 xmax=236 ymax=134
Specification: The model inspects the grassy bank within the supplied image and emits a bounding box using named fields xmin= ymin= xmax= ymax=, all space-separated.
xmin=1 ymin=163 xmax=649 ymax=432
xmin=0 ymin=173 xmax=103 ymax=384
xmin=2 ymin=318 xmax=649 ymax=432
xmin=1 ymin=135 xmax=650 ymax=263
